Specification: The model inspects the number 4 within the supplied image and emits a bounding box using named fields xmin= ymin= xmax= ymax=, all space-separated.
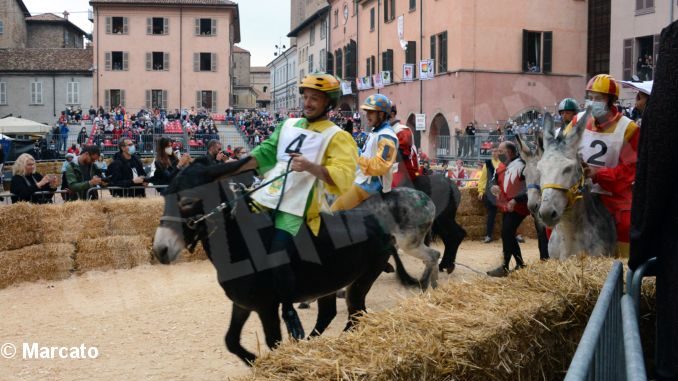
xmin=285 ymin=134 xmax=307 ymax=154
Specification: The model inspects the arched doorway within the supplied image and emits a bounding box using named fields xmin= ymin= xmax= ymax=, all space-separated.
xmin=428 ymin=113 xmax=450 ymax=160
xmin=406 ymin=113 xmax=421 ymax=148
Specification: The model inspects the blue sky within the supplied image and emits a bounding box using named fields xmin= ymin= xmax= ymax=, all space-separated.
xmin=22 ymin=0 xmax=291 ymax=66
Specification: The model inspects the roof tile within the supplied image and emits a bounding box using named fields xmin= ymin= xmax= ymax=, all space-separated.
xmin=0 ymin=49 xmax=93 ymax=72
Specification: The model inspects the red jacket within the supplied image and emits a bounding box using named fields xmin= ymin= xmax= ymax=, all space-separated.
xmin=495 ymin=158 xmax=529 ymax=216
xmin=392 ymin=123 xmax=421 ymax=187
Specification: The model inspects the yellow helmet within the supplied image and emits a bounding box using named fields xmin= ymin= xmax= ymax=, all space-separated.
xmin=586 ymin=74 xmax=620 ymax=99
xmin=299 ymin=73 xmax=342 ymax=107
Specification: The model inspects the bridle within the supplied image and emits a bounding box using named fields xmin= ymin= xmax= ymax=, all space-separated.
xmin=540 ymin=165 xmax=585 ymax=210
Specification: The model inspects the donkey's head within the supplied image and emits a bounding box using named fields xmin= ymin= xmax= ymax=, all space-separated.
xmin=536 ymin=109 xmax=590 ymax=227
xmin=515 ymin=132 xmax=543 ymax=215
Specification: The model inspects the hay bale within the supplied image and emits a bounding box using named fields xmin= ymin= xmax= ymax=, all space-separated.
xmin=457 ymin=187 xmax=485 ymax=216
xmin=75 ymin=235 xmax=152 ymax=272
xmin=457 ymin=215 xmax=490 ymax=228
xmin=240 ymin=258 xmax=617 ymax=381
xmin=102 ymin=198 xmax=164 ymax=237
xmin=176 ymin=242 xmax=209 ymax=263
xmin=39 ymin=201 xmax=107 ymax=244
xmin=517 ymin=215 xmax=538 ymax=239
xmin=0 ymin=243 xmax=74 ymax=288
xmin=0 ymin=202 xmax=41 ymax=250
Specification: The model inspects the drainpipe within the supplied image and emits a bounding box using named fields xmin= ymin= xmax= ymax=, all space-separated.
xmin=355 ymin=1 xmax=360 ymax=111
xmin=53 ymin=75 xmax=56 ymax=117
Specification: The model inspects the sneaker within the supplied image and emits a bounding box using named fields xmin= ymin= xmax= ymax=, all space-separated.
xmin=483 ymin=236 xmax=492 ymax=243
xmin=516 ymin=235 xmax=525 ymax=243
xmin=282 ymin=307 xmax=305 ymax=340
xmin=487 ymin=265 xmax=509 ymax=277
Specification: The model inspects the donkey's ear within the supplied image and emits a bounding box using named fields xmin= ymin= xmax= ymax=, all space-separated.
xmin=542 ymin=112 xmax=556 ymax=148
xmin=515 ymin=134 xmax=531 ymax=157
xmin=565 ymin=107 xmax=590 ymax=151
xmin=536 ymin=131 xmax=544 ymax=156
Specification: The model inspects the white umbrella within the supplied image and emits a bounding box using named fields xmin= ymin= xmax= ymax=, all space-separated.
xmin=620 ymin=80 xmax=653 ymax=96
xmin=0 ymin=117 xmax=51 ymax=135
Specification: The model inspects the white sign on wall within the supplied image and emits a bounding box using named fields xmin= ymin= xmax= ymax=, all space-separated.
xmin=415 ymin=114 xmax=426 ymax=131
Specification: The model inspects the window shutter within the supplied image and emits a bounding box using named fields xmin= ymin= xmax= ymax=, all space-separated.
xmin=522 ymin=30 xmax=529 ymax=72
xmin=73 ymin=82 xmax=79 ymax=104
xmin=211 ymin=19 xmax=217 ymax=36
xmin=164 ymin=52 xmax=169 ymax=71
xmin=193 ymin=53 xmax=199 ymax=71
xmin=211 ymin=91 xmax=217 ymax=112
xmin=164 ymin=18 xmax=169 ymax=35
xmin=647 ymin=0 xmax=654 ymax=8
xmin=366 ymin=58 xmax=370 ymax=77
xmin=382 ymin=51 xmax=388 ymax=74
xmin=327 ymin=51 xmax=334 ymax=75
xmin=105 ymin=17 xmax=112 ymax=34
xmin=123 ymin=17 xmax=128 ymax=34
xmin=146 ymin=90 xmax=152 ymax=109
xmin=38 ymin=82 xmax=42 ymax=104
xmin=371 ymin=56 xmax=375 ymax=75
xmin=623 ymin=38 xmax=633 ymax=80
xmin=194 ymin=19 xmax=200 ymax=35
xmin=146 ymin=52 xmax=152 ymax=71
xmin=147 ymin=18 xmax=152 ymax=34
xmin=162 ymin=90 xmax=168 ymax=109
xmin=67 ymin=83 xmax=72 ymax=104
xmin=120 ymin=90 xmax=126 ymax=107
xmin=542 ymin=31 xmax=552 ymax=73
xmin=211 ymin=53 xmax=217 ymax=71
xmin=636 ymin=0 xmax=644 ymax=10
xmin=105 ymin=90 xmax=110 ymax=109
xmin=196 ymin=91 xmax=202 ymax=108
xmin=105 ymin=52 xmax=112 ymax=71
xmin=123 ymin=52 xmax=129 ymax=71
xmin=430 ymin=35 xmax=436 ymax=62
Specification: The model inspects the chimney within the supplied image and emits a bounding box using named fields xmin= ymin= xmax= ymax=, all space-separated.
xmin=63 ymin=10 xmax=69 ymax=20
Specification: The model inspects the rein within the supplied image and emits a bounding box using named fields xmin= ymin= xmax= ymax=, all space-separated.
xmin=541 ymin=167 xmax=585 ymax=209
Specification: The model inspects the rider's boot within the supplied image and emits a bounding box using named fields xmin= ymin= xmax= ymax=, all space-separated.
xmin=513 ymin=252 xmax=526 ymax=271
xmin=487 ymin=252 xmax=511 ymax=277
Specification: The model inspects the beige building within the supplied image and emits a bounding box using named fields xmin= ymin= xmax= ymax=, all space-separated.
xmin=90 ymin=0 xmax=240 ymax=113
xmin=329 ymin=0 xmax=589 ymax=158
xmin=610 ymin=0 xmax=677 ymax=103
xmin=290 ymin=0 xmax=329 ymax=45
xmin=288 ymin=5 xmax=330 ymax=92
xmin=250 ymin=66 xmax=271 ymax=110
xmin=232 ymin=45 xmax=255 ymax=110
xmin=0 ymin=0 xmax=30 ymax=49
xmin=267 ymin=45 xmax=298 ymax=114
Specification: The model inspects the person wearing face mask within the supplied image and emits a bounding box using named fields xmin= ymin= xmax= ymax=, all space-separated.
xmin=486 ymin=141 xmax=529 ymax=277
xmin=107 ymin=138 xmax=147 ymax=198
xmin=564 ymin=74 xmax=639 ymax=257
xmin=148 ymin=137 xmax=191 ymax=187
xmin=64 ymin=145 xmax=105 ymax=200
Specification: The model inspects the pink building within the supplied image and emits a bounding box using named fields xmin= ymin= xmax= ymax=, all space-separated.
xmin=329 ymin=0 xmax=588 ymax=158
xmin=90 ymin=0 xmax=240 ymax=113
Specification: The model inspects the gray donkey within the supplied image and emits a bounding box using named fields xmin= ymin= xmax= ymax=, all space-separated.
xmin=535 ymin=110 xmax=617 ymax=259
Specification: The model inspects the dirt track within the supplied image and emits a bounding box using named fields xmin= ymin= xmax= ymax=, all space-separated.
xmin=0 ymin=239 xmax=539 ymax=381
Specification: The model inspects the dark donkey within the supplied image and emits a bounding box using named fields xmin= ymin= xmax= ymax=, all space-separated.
xmin=152 ymin=157 xmax=437 ymax=365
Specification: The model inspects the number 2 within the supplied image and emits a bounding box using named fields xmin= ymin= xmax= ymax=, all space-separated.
xmin=587 ymin=140 xmax=607 ymax=166
xmin=285 ymin=134 xmax=307 ymax=154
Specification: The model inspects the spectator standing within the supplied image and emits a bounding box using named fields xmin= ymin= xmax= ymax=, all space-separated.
xmin=477 ymin=146 xmax=501 ymax=243
xmin=464 ymin=123 xmax=476 ymax=157
xmin=77 ymin=127 xmax=88 ymax=146
xmin=59 ymin=123 xmax=69 ymax=152
xmin=107 ymin=138 xmax=147 ymax=198
xmin=487 ymin=141 xmax=528 ymax=276
xmin=449 ymin=160 xmax=466 ymax=187
xmin=10 ymin=153 xmax=57 ymax=203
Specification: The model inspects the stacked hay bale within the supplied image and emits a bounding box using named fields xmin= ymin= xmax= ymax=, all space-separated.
xmin=239 ymin=258 xmax=620 ymax=381
xmin=458 ymin=187 xmax=537 ymax=240
xmin=0 ymin=198 xmax=207 ymax=288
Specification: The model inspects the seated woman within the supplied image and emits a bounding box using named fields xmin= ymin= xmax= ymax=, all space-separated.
xmin=148 ymin=137 xmax=191 ymax=187
xmin=10 ymin=153 xmax=57 ymax=204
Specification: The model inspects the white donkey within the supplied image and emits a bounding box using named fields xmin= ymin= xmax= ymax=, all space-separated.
xmin=535 ymin=110 xmax=617 ymax=259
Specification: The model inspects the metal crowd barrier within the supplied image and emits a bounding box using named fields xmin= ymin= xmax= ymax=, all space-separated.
xmin=86 ymin=185 xmax=168 ymax=200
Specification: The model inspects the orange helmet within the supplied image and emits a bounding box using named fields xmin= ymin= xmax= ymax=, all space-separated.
xmin=299 ymin=73 xmax=342 ymax=107
xmin=586 ymin=74 xmax=620 ymax=99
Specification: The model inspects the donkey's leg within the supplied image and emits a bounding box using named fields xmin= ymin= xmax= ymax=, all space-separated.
xmin=257 ymin=304 xmax=284 ymax=347
xmin=343 ymin=259 xmax=385 ymax=331
xmin=225 ymin=304 xmax=256 ymax=366
xmin=309 ymin=293 xmax=337 ymax=337
xmin=437 ymin=221 xmax=466 ymax=274
xmin=399 ymin=241 xmax=441 ymax=289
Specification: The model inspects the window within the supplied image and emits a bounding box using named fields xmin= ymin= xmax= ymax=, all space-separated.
xmin=147 ymin=52 xmax=169 ymax=71
xmin=106 ymin=16 xmax=128 ymax=34
xmin=104 ymin=89 xmax=125 ymax=109
xmin=195 ymin=18 xmax=217 ymax=36
xmin=587 ymin=0 xmax=610 ymax=77
xmin=310 ymin=25 xmax=315 ymax=46
xmin=319 ymin=49 xmax=326 ymax=71
xmin=437 ymin=32 xmax=448 ymax=73
xmin=196 ymin=90 xmax=217 ymax=111
xmin=384 ymin=0 xmax=395 ymax=22
xmin=320 ymin=19 xmax=327 ymax=39
xmin=105 ymin=51 xmax=128 ymax=71
xmin=353 ymin=1 xmax=358 ymax=15
xmin=327 ymin=51 xmax=334 ymax=75
xmin=334 ymin=9 xmax=339 ymax=28
xmin=382 ymin=49 xmax=394 ymax=75
xmin=629 ymin=35 xmax=659 ymax=81
xmin=30 ymin=81 xmax=43 ymax=105
xmin=194 ymin=53 xmax=217 ymax=72
xmin=148 ymin=17 xmax=169 ymax=35
xmin=0 ymin=82 xmax=6 ymax=105
xmin=345 ymin=40 xmax=357 ymax=79
xmin=67 ymin=82 xmax=80 ymax=104
xmin=370 ymin=8 xmax=375 ymax=31
xmin=336 ymin=49 xmax=343 ymax=78
xmin=0 ymin=20 xmax=4 ymax=35
xmin=522 ymin=30 xmax=552 ymax=73
xmin=636 ymin=0 xmax=655 ymax=14
xmin=366 ymin=55 xmax=376 ymax=76
xmin=309 ymin=54 xmax=314 ymax=73
xmin=406 ymin=41 xmax=417 ymax=78
xmin=147 ymin=89 xmax=168 ymax=109
xmin=409 ymin=0 xmax=416 ymax=11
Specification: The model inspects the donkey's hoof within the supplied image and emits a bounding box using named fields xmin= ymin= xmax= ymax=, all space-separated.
xmin=439 ymin=263 xmax=455 ymax=274
xmin=298 ymin=302 xmax=311 ymax=309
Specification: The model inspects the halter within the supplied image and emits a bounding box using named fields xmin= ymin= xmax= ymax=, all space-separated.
xmin=541 ymin=167 xmax=585 ymax=209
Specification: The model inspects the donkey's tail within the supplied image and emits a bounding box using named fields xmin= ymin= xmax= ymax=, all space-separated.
xmin=392 ymin=249 xmax=420 ymax=287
